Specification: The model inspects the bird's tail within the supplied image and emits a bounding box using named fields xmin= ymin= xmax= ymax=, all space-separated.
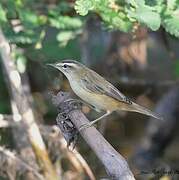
xmin=126 ymin=102 xmax=163 ymax=120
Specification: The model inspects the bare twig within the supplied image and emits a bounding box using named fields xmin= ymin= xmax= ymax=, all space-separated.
xmin=51 ymin=91 xmax=135 ymax=180
xmin=0 ymin=28 xmax=58 ymax=179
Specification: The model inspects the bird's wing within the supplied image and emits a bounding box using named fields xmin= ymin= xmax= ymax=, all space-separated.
xmin=81 ymin=70 xmax=132 ymax=105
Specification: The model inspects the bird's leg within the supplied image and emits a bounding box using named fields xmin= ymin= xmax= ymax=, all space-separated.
xmin=79 ymin=111 xmax=111 ymax=131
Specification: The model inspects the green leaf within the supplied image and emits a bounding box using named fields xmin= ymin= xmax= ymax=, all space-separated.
xmin=18 ymin=9 xmax=42 ymax=28
xmin=75 ymin=0 xmax=94 ymax=16
xmin=126 ymin=0 xmax=163 ymax=30
xmin=162 ymin=15 xmax=179 ymax=37
xmin=0 ymin=4 xmax=7 ymax=23
xmin=35 ymin=30 xmax=46 ymax=49
xmin=167 ymin=0 xmax=178 ymax=10
xmin=49 ymin=16 xmax=83 ymax=30
xmin=12 ymin=50 xmax=27 ymax=73
xmin=7 ymin=31 xmax=39 ymax=44
xmin=101 ymin=12 xmax=133 ymax=32
xmin=16 ymin=55 xmax=27 ymax=73
xmin=6 ymin=0 xmax=16 ymax=18
xmin=50 ymin=1 xmax=72 ymax=14
xmin=57 ymin=31 xmax=77 ymax=46
xmin=136 ymin=9 xmax=161 ymax=30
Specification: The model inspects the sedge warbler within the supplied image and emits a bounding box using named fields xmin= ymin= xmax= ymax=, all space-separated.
xmin=48 ymin=60 xmax=162 ymax=130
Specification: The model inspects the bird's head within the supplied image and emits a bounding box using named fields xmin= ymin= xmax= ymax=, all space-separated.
xmin=47 ymin=60 xmax=85 ymax=79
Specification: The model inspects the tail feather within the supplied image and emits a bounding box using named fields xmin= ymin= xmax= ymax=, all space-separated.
xmin=128 ymin=102 xmax=163 ymax=120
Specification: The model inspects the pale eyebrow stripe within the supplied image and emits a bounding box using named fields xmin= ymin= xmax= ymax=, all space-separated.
xmin=62 ymin=63 xmax=78 ymax=68
xmin=62 ymin=60 xmax=81 ymax=65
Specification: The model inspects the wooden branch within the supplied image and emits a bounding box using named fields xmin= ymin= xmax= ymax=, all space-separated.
xmin=51 ymin=91 xmax=135 ymax=180
xmin=0 ymin=29 xmax=58 ymax=180
xmin=0 ymin=29 xmax=39 ymax=180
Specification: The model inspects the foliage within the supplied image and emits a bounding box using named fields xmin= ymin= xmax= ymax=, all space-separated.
xmin=0 ymin=0 xmax=178 ymax=54
xmin=0 ymin=0 xmax=83 ymax=115
xmin=75 ymin=0 xmax=133 ymax=32
xmin=75 ymin=0 xmax=179 ymax=37
xmin=0 ymin=0 xmax=83 ymax=48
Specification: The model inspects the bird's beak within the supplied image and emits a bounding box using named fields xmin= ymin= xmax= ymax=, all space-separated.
xmin=46 ymin=62 xmax=63 ymax=71
xmin=46 ymin=63 xmax=59 ymax=70
xmin=46 ymin=63 xmax=55 ymax=67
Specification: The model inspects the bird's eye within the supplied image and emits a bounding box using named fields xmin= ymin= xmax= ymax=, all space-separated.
xmin=63 ymin=64 xmax=68 ymax=69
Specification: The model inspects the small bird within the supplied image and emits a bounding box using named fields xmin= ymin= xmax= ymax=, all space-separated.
xmin=48 ymin=60 xmax=162 ymax=130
